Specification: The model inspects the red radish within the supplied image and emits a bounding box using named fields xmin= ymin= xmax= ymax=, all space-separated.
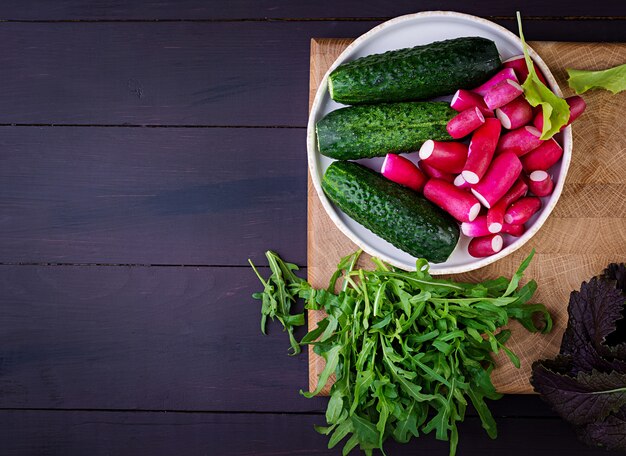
xmin=528 ymin=170 xmax=554 ymax=197
xmin=486 ymin=179 xmax=528 ymax=233
xmin=521 ymin=138 xmax=563 ymax=172
xmin=501 ymin=223 xmax=526 ymax=237
xmin=419 ymin=161 xmax=455 ymax=183
xmin=502 ymin=55 xmax=548 ymax=85
xmin=496 ymin=126 xmax=543 ymax=156
xmin=484 ymin=79 xmax=524 ymax=110
xmin=472 ymin=68 xmax=518 ymax=96
xmin=423 ymin=179 xmax=482 ymax=223
xmin=446 ymin=107 xmax=485 ymax=139
xmin=504 ymin=197 xmax=542 ymax=225
xmin=381 ymin=154 xmax=427 ymax=191
xmin=450 ymin=89 xmax=494 ymax=117
xmin=468 ymin=234 xmax=504 ymax=258
xmin=565 ymin=95 xmax=587 ymax=123
xmin=461 ymin=118 xmax=501 ymax=184
xmin=532 ymin=112 xmax=543 ymax=131
xmin=495 ymin=97 xmax=533 ymax=130
xmin=454 ymin=174 xmax=472 ymax=190
xmin=471 ymin=152 xmax=523 ymax=209
xmin=418 ymin=140 xmax=468 ymax=174
xmin=462 ymin=216 xmax=496 ymax=237
xmin=533 ymin=95 xmax=587 ymax=131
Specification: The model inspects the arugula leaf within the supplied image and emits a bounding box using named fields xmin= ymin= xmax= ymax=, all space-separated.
xmin=516 ymin=12 xmax=570 ymax=139
xmin=249 ymin=252 xmax=307 ymax=355
xmin=567 ymin=64 xmax=626 ymax=95
xmin=251 ymin=251 xmax=551 ymax=455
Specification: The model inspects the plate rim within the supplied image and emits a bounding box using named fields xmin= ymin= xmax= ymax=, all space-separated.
xmin=306 ymin=10 xmax=572 ymax=274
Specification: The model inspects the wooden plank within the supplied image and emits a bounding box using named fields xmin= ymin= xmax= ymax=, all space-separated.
xmin=0 ymin=1 xmax=624 ymax=20
xmin=308 ymin=39 xmax=626 ymax=394
xmin=0 ymin=264 xmax=329 ymax=412
xmin=0 ymin=127 xmax=306 ymax=266
xmin=0 ymin=410 xmax=621 ymax=455
xmin=0 ymin=22 xmax=378 ymax=127
xmin=0 ymin=22 xmax=623 ymax=127
xmin=0 ymin=261 xmax=561 ymax=416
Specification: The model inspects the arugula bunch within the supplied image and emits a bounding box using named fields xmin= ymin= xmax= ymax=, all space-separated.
xmin=251 ymin=250 xmax=552 ymax=455
xmin=531 ymin=264 xmax=626 ymax=451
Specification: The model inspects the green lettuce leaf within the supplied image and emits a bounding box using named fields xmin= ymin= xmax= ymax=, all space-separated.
xmin=516 ymin=12 xmax=570 ymax=140
xmin=567 ymin=64 xmax=626 ymax=95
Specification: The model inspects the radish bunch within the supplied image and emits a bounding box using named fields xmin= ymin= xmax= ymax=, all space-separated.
xmin=380 ymin=55 xmax=587 ymax=259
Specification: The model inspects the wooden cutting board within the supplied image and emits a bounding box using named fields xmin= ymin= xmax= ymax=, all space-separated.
xmin=308 ymin=39 xmax=626 ymax=394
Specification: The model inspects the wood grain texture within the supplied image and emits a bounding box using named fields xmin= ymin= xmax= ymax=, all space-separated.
xmin=0 ymin=260 xmax=563 ymax=416
xmin=308 ymin=39 xmax=626 ymax=394
xmin=0 ymin=264 xmax=327 ymax=412
xmin=0 ymin=127 xmax=306 ymax=266
xmin=0 ymin=1 xmax=624 ymax=20
xmin=0 ymin=22 xmax=623 ymax=127
xmin=1 ymin=410 xmax=621 ymax=456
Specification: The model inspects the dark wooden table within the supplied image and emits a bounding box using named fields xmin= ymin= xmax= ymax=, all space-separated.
xmin=0 ymin=2 xmax=624 ymax=455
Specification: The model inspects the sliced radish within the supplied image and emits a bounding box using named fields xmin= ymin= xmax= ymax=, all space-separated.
xmin=423 ymin=179 xmax=481 ymax=223
xmin=566 ymin=95 xmax=587 ymax=124
xmin=495 ymin=97 xmax=533 ymax=130
xmin=533 ymin=95 xmax=587 ymax=132
xmin=381 ymin=153 xmax=427 ymax=191
xmin=461 ymin=118 xmax=501 ymax=185
xmin=502 ymin=55 xmax=548 ymax=85
xmin=528 ymin=170 xmax=555 ymax=197
xmin=496 ymin=126 xmax=543 ymax=156
xmin=462 ymin=215 xmax=496 ymax=237
xmin=504 ymin=197 xmax=542 ymax=225
xmin=472 ymin=68 xmax=518 ymax=97
xmin=486 ymin=179 xmax=528 ymax=234
xmin=468 ymin=234 xmax=504 ymax=258
xmin=484 ymin=79 xmax=524 ymax=110
xmin=419 ymin=161 xmax=455 ymax=183
xmin=446 ymin=107 xmax=485 ymax=139
xmin=418 ymin=140 xmax=468 ymax=174
xmin=454 ymin=174 xmax=472 ymax=190
xmin=471 ymin=152 xmax=523 ymax=209
xmin=450 ymin=89 xmax=494 ymax=117
xmin=521 ymin=138 xmax=563 ymax=172
xmin=501 ymin=223 xmax=526 ymax=237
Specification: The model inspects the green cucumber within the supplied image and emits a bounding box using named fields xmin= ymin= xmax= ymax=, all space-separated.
xmin=329 ymin=37 xmax=501 ymax=105
xmin=322 ymin=161 xmax=459 ymax=263
xmin=316 ymin=101 xmax=455 ymax=159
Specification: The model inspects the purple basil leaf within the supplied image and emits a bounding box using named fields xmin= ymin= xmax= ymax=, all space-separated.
xmin=578 ymin=406 xmax=626 ymax=451
xmin=531 ymin=364 xmax=626 ymax=426
xmin=561 ymin=278 xmax=626 ymax=371
xmin=603 ymin=264 xmax=626 ymax=295
xmin=603 ymin=263 xmax=626 ymax=348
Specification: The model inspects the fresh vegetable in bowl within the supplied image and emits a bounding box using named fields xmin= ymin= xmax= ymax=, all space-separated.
xmin=321 ymin=160 xmax=460 ymax=263
xmin=313 ymin=13 xmax=585 ymax=266
xmin=328 ymin=37 xmax=501 ymax=105
xmin=251 ymin=250 xmax=552 ymax=456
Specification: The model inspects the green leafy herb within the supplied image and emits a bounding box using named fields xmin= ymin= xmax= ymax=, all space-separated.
xmin=517 ymin=12 xmax=570 ymax=140
xmin=567 ymin=64 xmax=626 ymax=95
xmin=249 ymin=251 xmax=307 ymax=355
xmin=252 ymin=250 xmax=551 ymax=455
xmin=531 ymin=264 xmax=626 ymax=451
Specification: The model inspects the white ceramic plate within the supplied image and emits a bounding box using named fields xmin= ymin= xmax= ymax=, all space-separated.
xmin=307 ymin=11 xmax=572 ymax=274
